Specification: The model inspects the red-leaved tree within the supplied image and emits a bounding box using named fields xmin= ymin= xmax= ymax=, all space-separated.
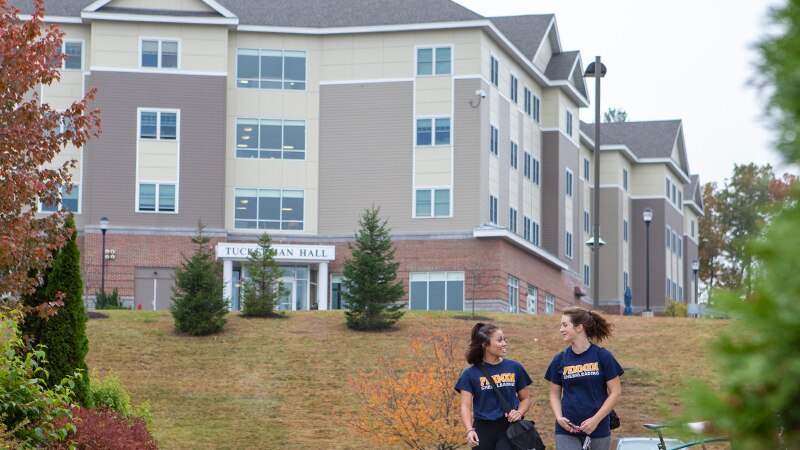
xmin=0 ymin=0 xmax=100 ymax=301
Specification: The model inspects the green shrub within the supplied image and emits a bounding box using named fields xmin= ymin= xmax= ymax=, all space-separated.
xmin=0 ymin=314 xmax=76 ymax=447
xmin=89 ymin=370 xmax=153 ymax=428
xmin=95 ymin=289 xmax=126 ymax=310
xmin=241 ymin=233 xmax=287 ymax=317
xmin=664 ymin=300 xmax=688 ymax=317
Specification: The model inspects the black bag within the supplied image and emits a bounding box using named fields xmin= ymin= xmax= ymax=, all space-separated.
xmin=609 ymin=409 xmax=620 ymax=430
xmin=477 ymin=364 xmax=546 ymax=450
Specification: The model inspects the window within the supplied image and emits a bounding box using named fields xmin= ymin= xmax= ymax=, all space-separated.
xmin=62 ymin=41 xmax=83 ymax=70
xmin=138 ymin=183 xmax=176 ymax=212
xmin=672 ymin=231 xmax=677 ymax=253
xmin=584 ymin=264 xmax=590 ymax=287
xmin=524 ymin=216 xmax=532 ymax=242
xmin=672 ymin=184 xmax=677 ymax=204
xmin=691 ymin=220 xmax=695 ymax=238
xmin=141 ymin=39 xmax=178 ymax=69
xmin=566 ymin=231 xmax=573 ymax=258
xmin=489 ymin=195 xmax=498 ymax=224
xmin=533 ymin=221 xmax=540 ymax=246
xmin=666 ymin=178 xmax=671 ymax=197
xmin=509 ymin=207 xmax=517 ymax=233
xmin=532 ymin=157 xmax=540 ymax=185
xmin=545 ymin=293 xmax=555 ymax=314
xmin=236 ymin=118 xmax=305 ymax=159
xmin=565 ymin=169 xmax=573 ymax=197
xmin=234 ymin=188 xmax=304 ymax=230
xmin=139 ymin=110 xmax=177 ymax=140
xmin=409 ymin=272 xmax=464 ymax=311
xmin=667 ymin=277 xmax=671 ymax=297
xmin=623 ymin=168 xmax=629 ymax=191
xmin=527 ymin=285 xmax=538 ymax=314
xmin=416 ymin=188 xmax=450 ymax=217
xmin=680 ymin=286 xmax=684 ymax=301
xmin=490 ymin=125 xmax=498 ymax=155
xmin=490 ymin=56 xmax=499 ymax=86
xmin=508 ymin=276 xmax=519 ymax=313
xmin=510 ymin=141 xmax=518 ymax=169
xmin=237 ymin=48 xmax=306 ymax=90
xmin=584 ymin=211 xmax=590 ymax=234
xmin=40 ymin=185 xmax=79 ymax=213
xmin=533 ymin=95 xmax=541 ymax=123
xmin=583 ymin=158 xmax=590 ymax=181
xmin=524 ymin=87 xmax=532 ymax=116
xmin=624 ymin=271 xmax=629 ymax=290
xmin=416 ymin=46 xmax=451 ymax=75
xmin=678 ymin=237 xmax=683 ymax=258
xmin=523 ymin=151 xmax=532 ymax=180
xmin=416 ymin=118 xmax=450 ymax=146
xmin=678 ymin=191 xmax=683 ymax=205
xmin=666 ymin=226 xmax=671 ymax=249
xmin=623 ymin=219 xmax=629 ymax=242
xmin=565 ymin=109 xmax=573 ymax=136
xmin=510 ymin=74 xmax=518 ymax=103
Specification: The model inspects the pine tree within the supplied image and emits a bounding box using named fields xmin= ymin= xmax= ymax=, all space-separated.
xmin=170 ymin=222 xmax=228 ymax=335
xmin=343 ymin=207 xmax=405 ymax=330
xmin=241 ymin=233 xmax=287 ymax=317
xmin=23 ymin=217 xmax=90 ymax=405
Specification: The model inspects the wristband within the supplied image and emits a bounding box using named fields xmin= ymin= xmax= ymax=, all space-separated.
xmin=466 ymin=428 xmax=476 ymax=435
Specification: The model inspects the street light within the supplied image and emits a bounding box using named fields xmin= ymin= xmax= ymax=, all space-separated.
xmin=585 ymin=56 xmax=607 ymax=309
xmin=642 ymin=208 xmax=653 ymax=313
xmin=100 ymin=217 xmax=109 ymax=298
xmin=692 ymin=258 xmax=700 ymax=316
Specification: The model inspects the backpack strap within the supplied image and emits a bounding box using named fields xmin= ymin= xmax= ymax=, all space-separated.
xmin=477 ymin=363 xmax=512 ymax=413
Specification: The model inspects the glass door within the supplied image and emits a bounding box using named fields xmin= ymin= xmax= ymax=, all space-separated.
xmin=278 ymin=276 xmax=295 ymax=311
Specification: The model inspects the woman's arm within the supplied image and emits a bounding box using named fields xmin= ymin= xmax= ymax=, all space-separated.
xmin=577 ymin=375 xmax=621 ymax=434
xmin=460 ymin=390 xmax=479 ymax=447
xmin=508 ymin=386 xmax=531 ymax=422
xmin=549 ymin=382 xmax=575 ymax=432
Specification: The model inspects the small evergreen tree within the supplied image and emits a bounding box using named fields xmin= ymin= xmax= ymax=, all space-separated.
xmin=343 ymin=207 xmax=405 ymax=330
xmin=170 ymin=222 xmax=228 ymax=335
xmin=241 ymin=233 xmax=287 ymax=317
xmin=22 ymin=217 xmax=90 ymax=405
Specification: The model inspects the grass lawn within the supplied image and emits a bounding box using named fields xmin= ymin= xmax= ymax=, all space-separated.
xmin=85 ymin=310 xmax=728 ymax=449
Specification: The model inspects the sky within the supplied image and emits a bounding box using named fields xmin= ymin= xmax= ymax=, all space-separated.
xmin=454 ymin=0 xmax=794 ymax=186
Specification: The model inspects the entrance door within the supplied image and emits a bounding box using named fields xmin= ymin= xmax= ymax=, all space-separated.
xmin=277 ymin=276 xmax=295 ymax=311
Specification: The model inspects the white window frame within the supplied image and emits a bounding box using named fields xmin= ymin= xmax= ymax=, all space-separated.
xmin=523 ymin=215 xmax=532 ymax=242
xmin=532 ymin=157 xmax=540 ymax=185
xmin=523 ymin=86 xmax=532 ymax=116
xmin=490 ymin=124 xmax=499 ymax=156
xmin=138 ymin=108 xmax=180 ymax=141
xmin=136 ymin=181 xmax=178 ymax=214
xmin=533 ymin=95 xmax=541 ymax=123
xmin=623 ymin=219 xmax=629 ymax=242
xmin=523 ymin=150 xmax=532 ymax=180
xmin=545 ymin=293 xmax=555 ymax=314
xmin=623 ymin=168 xmax=629 ymax=190
xmin=409 ymin=271 xmax=465 ymax=311
xmin=235 ymin=48 xmax=307 ymax=90
xmin=583 ymin=158 xmax=590 ymax=181
xmin=510 ymin=140 xmax=518 ymax=169
xmin=584 ymin=210 xmax=590 ymax=234
xmin=508 ymin=276 xmax=519 ymax=313
xmin=415 ymin=45 xmax=453 ymax=76
xmin=416 ymin=116 xmax=451 ymax=147
xmin=235 ymin=117 xmax=306 ymax=160
xmin=489 ymin=194 xmax=498 ymax=225
xmin=565 ymin=169 xmax=574 ymax=197
xmin=139 ymin=37 xmax=180 ymax=70
xmin=566 ymin=231 xmax=574 ymax=259
xmin=233 ymin=188 xmax=305 ymax=231
xmin=509 ymin=73 xmax=518 ymax=104
xmin=565 ymin=109 xmax=573 ymax=136
xmin=509 ymin=207 xmax=517 ymax=233
xmin=527 ymin=285 xmax=538 ymax=314
xmin=61 ymin=39 xmax=84 ymax=71
xmin=584 ymin=264 xmax=590 ymax=287
xmin=414 ymin=187 xmax=452 ymax=218
xmin=533 ymin=221 xmax=540 ymax=246
xmin=39 ymin=184 xmax=81 ymax=214
xmin=490 ymin=54 xmax=499 ymax=86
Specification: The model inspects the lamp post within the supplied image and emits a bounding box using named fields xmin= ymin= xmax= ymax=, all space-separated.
xmin=584 ymin=56 xmax=607 ymax=309
xmin=691 ymin=258 xmax=700 ymax=317
xmin=100 ymin=217 xmax=109 ymax=298
xmin=642 ymin=208 xmax=653 ymax=313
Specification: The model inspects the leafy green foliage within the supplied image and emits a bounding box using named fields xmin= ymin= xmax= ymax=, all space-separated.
xmin=343 ymin=207 xmax=405 ymax=330
xmin=95 ymin=288 xmax=125 ymax=310
xmin=0 ymin=313 xmax=76 ymax=447
xmin=664 ymin=300 xmax=687 ymax=318
xmin=89 ymin=370 xmax=153 ymax=428
xmin=170 ymin=222 xmax=228 ymax=335
xmin=241 ymin=233 xmax=287 ymax=317
xmin=603 ymin=107 xmax=628 ymax=123
xmin=20 ymin=217 xmax=90 ymax=406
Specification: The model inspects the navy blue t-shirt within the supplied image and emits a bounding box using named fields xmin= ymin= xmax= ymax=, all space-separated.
xmin=455 ymin=358 xmax=532 ymax=421
xmin=544 ymin=344 xmax=624 ymax=438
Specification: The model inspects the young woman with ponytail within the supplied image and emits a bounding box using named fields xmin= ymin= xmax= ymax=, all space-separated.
xmin=455 ymin=322 xmax=533 ymax=449
xmin=544 ymin=307 xmax=624 ymax=450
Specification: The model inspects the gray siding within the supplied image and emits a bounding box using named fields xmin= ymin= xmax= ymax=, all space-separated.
xmin=81 ymin=72 xmax=226 ymax=229
xmin=598 ymin=187 xmax=623 ymax=302
xmin=498 ymin=96 xmax=510 ymax=229
xmin=541 ymin=131 xmax=563 ymax=258
xmin=453 ymin=79 xmax=484 ymax=229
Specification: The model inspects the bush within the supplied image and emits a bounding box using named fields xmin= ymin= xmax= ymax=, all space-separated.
xmin=95 ymin=289 xmax=126 ymax=310
xmin=170 ymin=222 xmax=228 ymax=335
xmin=241 ymin=233 xmax=287 ymax=317
xmin=0 ymin=314 xmax=76 ymax=447
xmin=50 ymin=407 xmax=158 ymax=450
xmin=89 ymin=370 xmax=153 ymax=428
xmin=664 ymin=300 xmax=688 ymax=317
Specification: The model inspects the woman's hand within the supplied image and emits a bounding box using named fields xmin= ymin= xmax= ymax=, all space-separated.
xmin=506 ymin=409 xmax=523 ymax=422
xmin=578 ymin=416 xmax=600 ymax=435
xmin=557 ymin=416 xmax=578 ymax=433
xmin=467 ymin=429 xmax=479 ymax=447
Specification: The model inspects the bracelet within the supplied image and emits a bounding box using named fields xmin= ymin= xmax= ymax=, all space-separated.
xmin=466 ymin=428 xmax=476 ymax=435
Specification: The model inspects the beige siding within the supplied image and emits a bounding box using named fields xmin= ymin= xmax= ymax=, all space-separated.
xmin=138 ymin=140 xmax=179 ymax=182
xmin=416 ymin=76 xmax=452 ymax=116
xmin=532 ymin=34 xmax=552 ymax=72
xmin=631 ymin=164 xmax=668 ymax=197
xmin=415 ymin=147 xmax=452 ymax=186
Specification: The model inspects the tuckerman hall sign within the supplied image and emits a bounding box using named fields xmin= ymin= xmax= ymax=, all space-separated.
xmin=216 ymin=243 xmax=336 ymax=261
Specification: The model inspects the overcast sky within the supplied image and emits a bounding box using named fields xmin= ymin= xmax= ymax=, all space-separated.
xmin=454 ymin=0 xmax=794 ymax=186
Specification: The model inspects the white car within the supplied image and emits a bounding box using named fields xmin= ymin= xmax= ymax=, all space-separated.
xmin=614 ymin=437 xmax=685 ymax=450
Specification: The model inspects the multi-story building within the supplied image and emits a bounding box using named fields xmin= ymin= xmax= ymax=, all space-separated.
xmin=579 ymin=120 xmax=704 ymax=313
xmin=15 ymin=0 xmax=699 ymax=314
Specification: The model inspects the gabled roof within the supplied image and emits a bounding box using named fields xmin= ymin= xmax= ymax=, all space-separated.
xmin=6 ymin=0 xmax=88 ymax=16
xmin=685 ymin=174 xmax=704 ymax=214
xmin=545 ymin=50 xmax=577 ymax=80
xmin=579 ymin=120 xmax=683 ymax=159
xmin=489 ymin=14 xmax=554 ymax=61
